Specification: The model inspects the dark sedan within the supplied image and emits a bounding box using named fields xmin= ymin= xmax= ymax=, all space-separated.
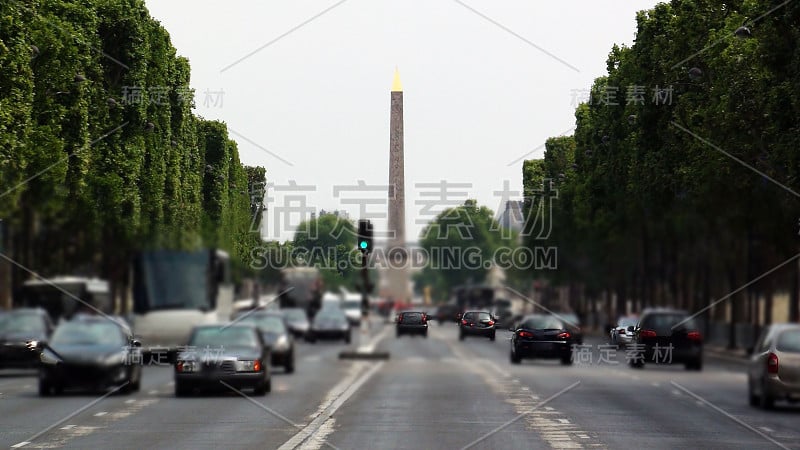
xmin=0 ymin=308 xmax=53 ymax=369
xmin=32 ymin=315 xmax=142 ymax=395
xmin=396 ymin=311 xmax=428 ymax=337
xmin=459 ymin=311 xmax=496 ymax=341
xmin=235 ymin=311 xmax=295 ymax=373
xmin=174 ymin=324 xmax=271 ymax=396
xmin=306 ymin=308 xmax=351 ymax=344
xmin=282 ymin=307 xmax=311 ymax=338
xmin=510 ymin=315 xmax=574 ymax=365
xmin=630 ymin=308 xmax=703 ymax=370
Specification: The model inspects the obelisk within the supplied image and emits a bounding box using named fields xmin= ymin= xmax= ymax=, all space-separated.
xmin=386 ymin=68 xmax=410 ymax=303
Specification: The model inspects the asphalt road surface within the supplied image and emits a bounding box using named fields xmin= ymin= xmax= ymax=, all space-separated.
xmin=2 ymin=319 xmax=799 ymax=449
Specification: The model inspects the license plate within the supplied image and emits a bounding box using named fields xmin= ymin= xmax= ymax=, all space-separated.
xmin=536 ymin=343 xmax=554 ymax=351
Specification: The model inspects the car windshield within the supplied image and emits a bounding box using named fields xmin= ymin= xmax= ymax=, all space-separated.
xmin=189 ymin=327 xmax=258 ymax=348
xmin=342 ymin=300 xmax=360 ymax=309
xmin=776 ymin=330 xmax=800 ymax=353
xmin=315 ymin=310 xmax=346 ymax=322
xmin=0 ymin=313 xmax=45 ymax=334
xmin=51 ymin=321 xmax=126 ymax=346
xmin=618 ymin=318 xmax=638 ymax=328
xmin=238 ymin=314 xmax=286 ymax=334
xmin=522 ymin=316 xmax=564 ymax=330
xmin=283 ymin=309 xmax=307 ymax=321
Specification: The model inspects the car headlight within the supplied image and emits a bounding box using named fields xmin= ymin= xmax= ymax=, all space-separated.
xmin=100 ymin=352 xmax=125 ymax=366
xmin=234 ymin=359 xmax=262 ymax=372
xmin=176 ymin=360 xmax=198 ymax=373
xmin=274 ymin=336 xmax=289 ymax=351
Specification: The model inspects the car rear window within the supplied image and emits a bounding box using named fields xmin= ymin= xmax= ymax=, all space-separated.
xmin=464 ymin=312 xmax=490 ymax=322
xmin=640 ymin=314 xmax=697 ymax=333
xmin=522 ymin=316 xmax=563 ymax=330
xmin=776 ymin=330 xmax=800 ymax=353
xmin=401 ymin=312 xmax=423 ymax=323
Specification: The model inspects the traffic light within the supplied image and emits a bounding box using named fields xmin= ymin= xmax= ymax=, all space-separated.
xmin=357 ymin=219 xmax=373 ymax=253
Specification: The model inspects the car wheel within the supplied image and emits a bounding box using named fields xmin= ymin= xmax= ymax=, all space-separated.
xmin=265 ymin=376 xmax=272 ymax=393
xmin=253 ymin=382 xmax=267 ymax=396
xmin=510 ymin=350 xmax=521 ymax=364
xmin=306 ymin=336 xmax=316 ymax=344
xmin=345 ymin=333 xmax=351 ymax=344
xmin=759 ymin=379 xmax=774 ymax=409
xmin=285 ymin=354 xmax=295 ymax=374
xmin=423 ymin=331 xmax=428 ymax=338
xmin=685 ymin=358 xmax=702 ymax=371
xmin=560 ymin=355 xmax=573 ymax=365
xmin=490 ymin=333 xmax=496 ymax=342
xmin=748 ymin=380 xmax=759 ymax=407
xmin=396 ymin=330 xmax=401 ymax=338
xmin=174 ymin=382 xmax=191 ymax=397
xmin=38 ymin=379 xmax=52 ymax=396
xmin=630 ymin=359 xmax=644 ymax=369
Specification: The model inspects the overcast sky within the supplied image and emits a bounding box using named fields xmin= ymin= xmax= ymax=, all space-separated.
xmin=144 ymin=0 xmax=659 ymax=243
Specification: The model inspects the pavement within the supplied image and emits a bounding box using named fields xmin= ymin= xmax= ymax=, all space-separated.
xmin=1 ymin=319 xmax=798 ymax=449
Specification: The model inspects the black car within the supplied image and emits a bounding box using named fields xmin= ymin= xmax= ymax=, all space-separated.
xmin=459 ymin=311 xmax=496 ymax=341
xmin=174 ymin=324 xmax=271 ymax=396
xmin=630 ymin=308 xmax=703 ymax=370
xmin=396 ymin=311 xmax=428 ymax=337
xmin=282 ymin=307 xmax=311 ymax=338
xmin=235 ymin=311 xmax=295 ymax=373
xmin=510 ymin=314 xmax=574 ymax=365
xmin=306 ymin=308 xmax=351 ymax=343
xmin=32 ymin=315 xmax=142 ymax=395
xmin=0 ymin=308 xmax=53 ymax=369
xmin=435 ymin=304 xmax=462 ymax=324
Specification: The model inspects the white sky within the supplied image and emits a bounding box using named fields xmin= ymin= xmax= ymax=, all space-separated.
xmin=144 ymin=0 xmax=660 ymax=242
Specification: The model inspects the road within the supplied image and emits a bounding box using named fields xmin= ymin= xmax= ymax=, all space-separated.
xmin=1 ymin=319 xmax=799 ymax=449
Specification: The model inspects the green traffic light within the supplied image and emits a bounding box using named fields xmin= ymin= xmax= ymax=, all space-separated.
xmin=359 ymin=241 xmax=368 ymax=249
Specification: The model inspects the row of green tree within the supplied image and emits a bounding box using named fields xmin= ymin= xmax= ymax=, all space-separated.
xmin=0 ymin=1 xmax=265 ymax=297
xmin=523 ymin=0 xmax=800 ymax=333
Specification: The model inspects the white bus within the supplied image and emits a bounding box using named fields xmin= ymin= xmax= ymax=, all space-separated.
xmin=129 ymin=249 xmax=233 ymax=351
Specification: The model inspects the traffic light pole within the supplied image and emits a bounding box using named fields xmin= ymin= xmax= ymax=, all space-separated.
xmin=360 ymin=249 xmax=370 ymax=342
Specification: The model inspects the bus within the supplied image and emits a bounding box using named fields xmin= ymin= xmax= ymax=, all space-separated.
xmin=16 ymin=276 xmax=112 ymax=322
xmin=130 ymin=248 xmax=233 ymax=351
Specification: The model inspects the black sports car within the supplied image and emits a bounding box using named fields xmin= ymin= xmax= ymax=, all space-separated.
xmin=31 ymin=315 xmax=142 ymax=395
xmin=510 ymin=314 xmax=575 ymax=365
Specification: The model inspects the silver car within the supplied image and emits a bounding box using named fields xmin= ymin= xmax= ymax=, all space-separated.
xmin=610 ymin=316 xmax=638 ymax=347
xmin=748 ymin=323 xmax=800 ymax=409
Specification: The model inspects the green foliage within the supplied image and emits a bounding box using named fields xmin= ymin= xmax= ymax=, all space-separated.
xmin=524 ymin=0 xmax=800 ymax=314
xmin=0 ymin=0 xmax=266 ymax=289
xmin=293 ymin=214 xmax=359 ymax=291
xmin=417 ymin=200 xmax=513 ymax=300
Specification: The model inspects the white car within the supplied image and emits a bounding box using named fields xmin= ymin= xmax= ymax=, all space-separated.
xmin=341 ymin=298 xmax=362 ymax=325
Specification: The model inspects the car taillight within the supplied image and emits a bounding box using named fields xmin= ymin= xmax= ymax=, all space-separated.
xmin=487 ymin=320 xmax=494 ymax=326
xmin=687 ymin=331 xmax=702 ymax=341
xmin=557 ymin=332 xmax=570 ymax=340
xmin=518 ymin=331 xmax=533 ymax=338
xmin=461 ymin=319 xmax=467 ymax=325
xmin=639 ymin=329 xmax=657 ymax=338
xmin=397 ymin=316 xmax=403 ymax=324
xmin=254 ymin=359 xmax=262 ymax=371
xmin=767 ymin=353 xmax=779 ymax=374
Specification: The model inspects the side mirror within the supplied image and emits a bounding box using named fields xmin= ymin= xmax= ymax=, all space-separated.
xmin=131 ymin=339 xmax=142 ymax=348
